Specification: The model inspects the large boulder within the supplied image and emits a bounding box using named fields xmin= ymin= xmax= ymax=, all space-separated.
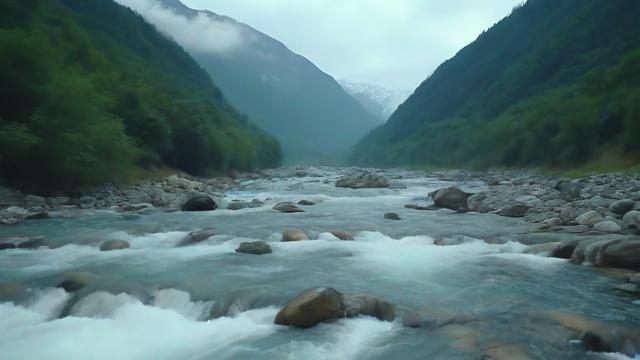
xmin=622 ymin=210 xmax=640 ymax=229
xmin=57 ymin=272 xmax=92 ymax=292
xmin=576 ymin=210 xmax=603 ymax=227
xmin=273 ymin=202 xmax=305 ymax=213
xmin=593 ymin=220 xmax=622 ymax=234
xmin=274 ymin=287 xmax=345 ymax=328
xmin=343 ymin=294 xmax=395 ymax=321
xmin=99 ymin=240 xmax=130 ymax=251
xmin=497 ymin=204 xmax=530 ymax=218
xmin=597 ymin=239 xmax=640 ymax=270
xmin=181 ymin=195 xmax=217 ymax=211
xmin=282 ymin=229 xmax=309 ymax=242
xmin=431 ymin=187 xmax=472 ymax=212
xmin=235 ymin=241 xmax=272 ymax=255
xmin=609 ymin=199 xmax=635 ymax=215
xmin=177 ymin=227 xmax=216 ymax=246
xmin=335 ymin=172 xmax=389 ymax=189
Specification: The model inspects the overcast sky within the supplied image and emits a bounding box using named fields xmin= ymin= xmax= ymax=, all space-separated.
xmin=181 ymin=0 xmax=523 ymax=90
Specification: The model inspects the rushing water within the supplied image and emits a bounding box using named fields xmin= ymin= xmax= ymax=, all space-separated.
xmin=1 ymin=168 xmax=639 ymax=360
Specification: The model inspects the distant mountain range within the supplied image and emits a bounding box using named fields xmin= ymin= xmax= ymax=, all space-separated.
xmin=121 ymin=0 xmax=379 ymax=164
xmin=352 ymin=0 xmax=640 ymax=169
xmin=339 ymin=80 xmax=412 ymax=122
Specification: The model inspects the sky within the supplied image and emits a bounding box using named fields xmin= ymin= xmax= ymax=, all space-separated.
xmin=181 ymin=0 xmax=524 ymax=90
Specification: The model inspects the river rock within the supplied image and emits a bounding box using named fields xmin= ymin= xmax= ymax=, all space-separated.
xmin=343 ymin=294 xmax=395 ymax=321
xmin=57 ymin=272 xmax=92 ymax=292
xmin=550 ymin=239 xmax=580 ymax=259
xmin=0 ymin=282 xmax=27 ymax=301
xmin=576 ymin=210 xmax=603 ymax=227
xmin=331 ymin=230 xmax=354 ymax=241
xmin=335 ymin=172 xmax=390 ymax=189
xmin=181 ymin=195 xmax=217 ymax=211
xmin=25 ymin=210 xmax=50 ymax=220
xmin=497 ymin=204 xmax=530 ymax=218
xmin=431 ymin=187 xmax=472 ymax=212
xmin=593 ymin=220 xmax=622 ymax=234
xmin=235 ymin=241 xmax=272 ymax=255
xmin=178 ymin=227 xmax=216 ymax=246
xmin=298 ymin=200 xmax=317 ymax=206
xmin=0 ymin=242 xmax=16 ymax=250
xmin=622 ymin=210 xmax=640 ymax=229
xmin=610 ymin=199 xmax=635 ymax=215
xmin=467 ymin=193 xmax=489 ymax=213
xmin=0 ymin=206 xmax=29 ymax=225
xmin=559 ymin=206 xmax=578 ymax=224
xmin=273 ymin=202 xmax=305 ymax=213
xmin=597 ymin=239 xmax=640 ymax=270
xmin=227 ymin=199 xmax=263 ymax=210
xmin=274 ymin=287 xmax=345 ymax=328
xmin=99 ymin=240 xmax=130 ymax=251
xmin=555 ymin=180 xmax=583 ymax=200
xmin=120 ymin=203 xmax=154 ymax=212
xmin=282 ymin=229 xmax=309 ymax=242
xmin=384 ymin=212 xmax=401 ymax=220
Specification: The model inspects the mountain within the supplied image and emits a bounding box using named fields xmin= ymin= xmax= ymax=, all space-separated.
xmin=339 ymin=80 xmax=412 ymax=122
xmin=0 ymin=0 xmax=280 ymax=194
xmin=119 ymin=0 xmax=379 ymax=164
xmin=352 ymin=0 xmax=640 ymax=169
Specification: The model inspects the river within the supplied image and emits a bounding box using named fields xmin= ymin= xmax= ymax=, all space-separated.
xmin=1 ymin=167 xmax=638 ymax=360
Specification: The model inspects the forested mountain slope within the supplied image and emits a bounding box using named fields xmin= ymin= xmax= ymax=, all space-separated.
xmin=129 ymin=0 xmax=379 ymax=164
xmin=0 ymin=0 xmax=280 ymax=194
xmin=352 ymin=0 xmax=640 ymax=169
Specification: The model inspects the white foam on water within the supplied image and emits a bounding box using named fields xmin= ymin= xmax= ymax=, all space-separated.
xmin=151 ymin=288 xmax=214 ymax=321
xmin=602 ymin=353 xmax=640 ymax=360
xmin=25 ymin=287 xmax=70 ymax=320
xmin=112 ymin=230 xmax=187 ymax=249
xmin=70 ymin=291 xmax=142 ymax=318
xmin=0 ymin=301 xmax=279 ymax=360
xmin=271 ymin=317 xmax=396 ymax=360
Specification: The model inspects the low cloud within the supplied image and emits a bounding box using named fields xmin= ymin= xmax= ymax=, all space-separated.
xmin=115 ymin=0 xmax=243 ymax=55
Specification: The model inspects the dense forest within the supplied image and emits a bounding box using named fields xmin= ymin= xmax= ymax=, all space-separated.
xmin=352 ymin=0 xmax=640 ymax=170
xmin=0 ymin=0 xmax=281 ymax=194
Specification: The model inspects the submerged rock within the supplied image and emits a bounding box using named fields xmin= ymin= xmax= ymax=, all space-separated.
xmin=282 ymin=229 xmax=309 ymax=242
xmin=431 ymin=187 xmax=472 ymax=212
xmin=330 ymin=230 xmax=354 ymax=241
xmin=335 ymin=172 xmax=389 ymax=189
xmin=235 ymin=241 xmax=272 ymax=255
xmin=99 ymin=240 xmax=130 ymax=251
xmin=298 ymin=200 xmax=317 ymax=206
xmin=227 ymin=199 xmax=263 ymax=210
xmin=177 ymin=227 xmax=216 ymax=246
xmin=384 ymin=212 xmax=401 ymax=220
xmin=181 ymin=195 xmax=217 ymax=211
xmin=273 ymin=202 xmax=305 ymax=213
xmin=274 ymin=287 xmax=345 ymax=328
xmin=343 ymin=293 xmax=395 ymax=321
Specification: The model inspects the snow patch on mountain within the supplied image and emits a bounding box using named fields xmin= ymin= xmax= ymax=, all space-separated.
xmin=339 ymin=80 xmax=412 ymax=121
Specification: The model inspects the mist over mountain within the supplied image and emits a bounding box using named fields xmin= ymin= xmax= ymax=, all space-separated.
xmin=339 ymin=80 xmax=412 ymax=122
xmin=117 ymin=0 xmax=379 ymax=164
xmin=352 ymin=0 xmax=640 ymax=169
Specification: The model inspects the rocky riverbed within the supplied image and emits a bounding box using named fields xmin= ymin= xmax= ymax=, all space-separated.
xmin=1 ymin=167 xmax=639 ymax=359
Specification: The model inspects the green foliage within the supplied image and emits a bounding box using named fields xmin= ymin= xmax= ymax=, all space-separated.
xmin=0 ymin=0 xmax=280 ymax=193
xmin=352 ymin=0 xmax=640 ymax=171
